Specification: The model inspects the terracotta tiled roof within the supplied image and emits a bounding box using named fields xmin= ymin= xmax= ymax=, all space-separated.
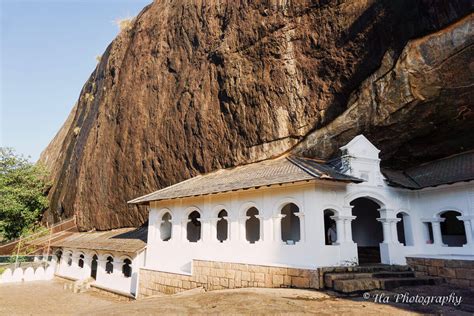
xmin=383 ymin=150 xmax=474 ymax=189
xmin=129 ymin=156 xmax=363 ymax=204
xmin=51 ymin=225 xmax=147 ymax=254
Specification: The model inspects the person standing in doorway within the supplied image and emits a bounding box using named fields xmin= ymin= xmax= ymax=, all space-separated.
xmin=328 ymin=222 xmax=337 ymax=245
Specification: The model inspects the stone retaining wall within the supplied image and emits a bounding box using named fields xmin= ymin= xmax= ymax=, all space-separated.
xmin=406 ymin=257 xmax=474 ymax=288
xmin=138 ymin=260 xmax=320 ymax=297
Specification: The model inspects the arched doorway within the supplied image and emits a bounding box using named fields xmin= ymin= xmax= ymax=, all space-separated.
xmin=351 ymin=197 xmax=383 ymax=264
xmin=90 ymin=255 xmax=98 ymax=279
xmin=440 ymin=211 xmax=466 ymax=247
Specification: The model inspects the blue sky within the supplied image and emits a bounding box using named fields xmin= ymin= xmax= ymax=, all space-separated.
xmin=1 ymin=0 xmax=151 ymax=161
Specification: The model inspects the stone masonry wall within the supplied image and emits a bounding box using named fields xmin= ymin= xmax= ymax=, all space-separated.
xmin=138 ymin=260 xmax=320 ymax=298
xmin=407 ymin=257 xmax=474 ymax=288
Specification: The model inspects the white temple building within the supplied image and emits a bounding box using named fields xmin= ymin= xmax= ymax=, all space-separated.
xmin=47 ymin=134 xmax=473 ymax=296
xmin=130 ymin=135 xmax=473 ymax=276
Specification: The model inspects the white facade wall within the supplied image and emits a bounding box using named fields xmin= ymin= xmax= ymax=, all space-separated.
xmin=144 ymin=136 xmax=474 ymax=274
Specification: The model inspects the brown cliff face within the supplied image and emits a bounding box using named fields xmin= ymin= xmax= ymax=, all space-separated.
xmin=39 ymin=0 xmax=474 ymax=231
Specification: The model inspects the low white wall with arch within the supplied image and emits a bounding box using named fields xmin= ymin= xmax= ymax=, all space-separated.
xmin=0 ymin=261 xmax=57 ymax=284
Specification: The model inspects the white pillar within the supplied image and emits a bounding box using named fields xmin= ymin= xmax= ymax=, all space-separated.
xmin=377 ymin=219 xmax=392 ymax=243
xmin=113 ymin=258 xmax=123 ymax=277
xmin=199 ymin=217 xmax=210 ymax=242
xmin=431 ymin=220 xmax=445 ymax=246
xmin=181 ymin=218 xmax=188 ymax=242
xmin=342 ymin=216 xmax=356 ymax=243
xmin=457 ymin=216 xmax=473 ymax=246
xmin=390 ymin=218 xmax=402 ymax=244
xmin=256 ymin=215 xmax=264 ymax=242
xmin=239 ymin=216 xmax=249 ymax=241
xmin=209 ymin=217 xmax=219 ymax=242
xmin=96 ymin=257 xmax=108 ymax=285
xmin=295 ymin=212 xmax=305 ymax=242
xmin=272 ymin=214 xmax=285 ymax=243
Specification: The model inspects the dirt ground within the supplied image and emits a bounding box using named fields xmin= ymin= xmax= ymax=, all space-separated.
xmin=1 ymin=280 xmax=473 ymax=315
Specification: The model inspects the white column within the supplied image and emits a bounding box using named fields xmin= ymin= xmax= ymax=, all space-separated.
xmin=272 ymin=214 xmax=285 ymax=243
xmin=295 ymin=212 xmax=306 ymax=242
xmin=71 ymin=252 xmax=80 ymax=277
xmin=199 ymin=217 xmax=210 ymax=242
xmin=256 ymin=215 xmax=264 ymax=242
xmin=342 ymin=216 xmax=356 ymax=243
xmin=181 ymin=218 xmax=188 ymax=242
xmin=458 ymin=216 xmax=474 ymax=246
xmin=83 ymin=254 xmax=93 ymax=279
xmin=329 ymin=215 xmax=356 ymax=244
xmin=239 ymin=216 xmax=249 ymax=241
xmin=431 ymin=220 xmax=445 ymax=246
xmin=390 ymin=218 xmax=402 ymax=244
xmin=113 ymin=258 xmax=123 ymax=277
xmin=209 ymin=217 xmax=219 ymax=242
xmin=377 ymin=219 xmax=392 ymax=243
xmin=96 ymin=257 xmax=107 ymax=285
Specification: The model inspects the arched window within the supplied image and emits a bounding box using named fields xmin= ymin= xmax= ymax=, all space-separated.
xmin=281 ymin=203 xmax=300 ymax=244
xmin=323 ymin=209 xmax=337 ymax=245
xmin=187 ymin=211 xmax=201 ymax=242
xmin=440 ymin=211 xmax=466 ymax=247
xmin=122 ymin=259 xmax=132 ymax=278
xmin=67 ymin=253 xmax=72 ymax=266
xmin=245 ymin=207 xmax=260 ymax=244
xmin=160 ymin=212 xmax=172 ymax=241
xmin=105 ymin=256 xmax=114 ymax=274
xmin=78 ymin=254 xmax=84 ymax=268
xmin=90 ymin=255 xmax=98 ymax=280
xmin=396 ymin=212 xmax=414 ymax=246
xmin=55 ymin=250 xmax=62 ymax=263
xmin=217 ymin=210 xmax=228 ymax=242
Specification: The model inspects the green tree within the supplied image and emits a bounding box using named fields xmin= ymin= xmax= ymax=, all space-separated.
xmin=0 ymin=148 xmax=50 ymax=241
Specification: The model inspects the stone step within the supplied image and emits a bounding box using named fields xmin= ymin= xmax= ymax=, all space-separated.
xmin=333 ymin=276 xmax=444 ymax=294
xmin=324 ymin=272 xmax=373 ymax=288
xmin=333 ymin=277 xmax=380 ymax=293
xmin=325 ymin=271 xmax=416 ymax=288
xmin=323 ymin=264 xmax=411 ymax=274
xmin=371 ymin=271 xmax=415 ymax=279
xmin=381 ymin=276 xmax=444 ymax=290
